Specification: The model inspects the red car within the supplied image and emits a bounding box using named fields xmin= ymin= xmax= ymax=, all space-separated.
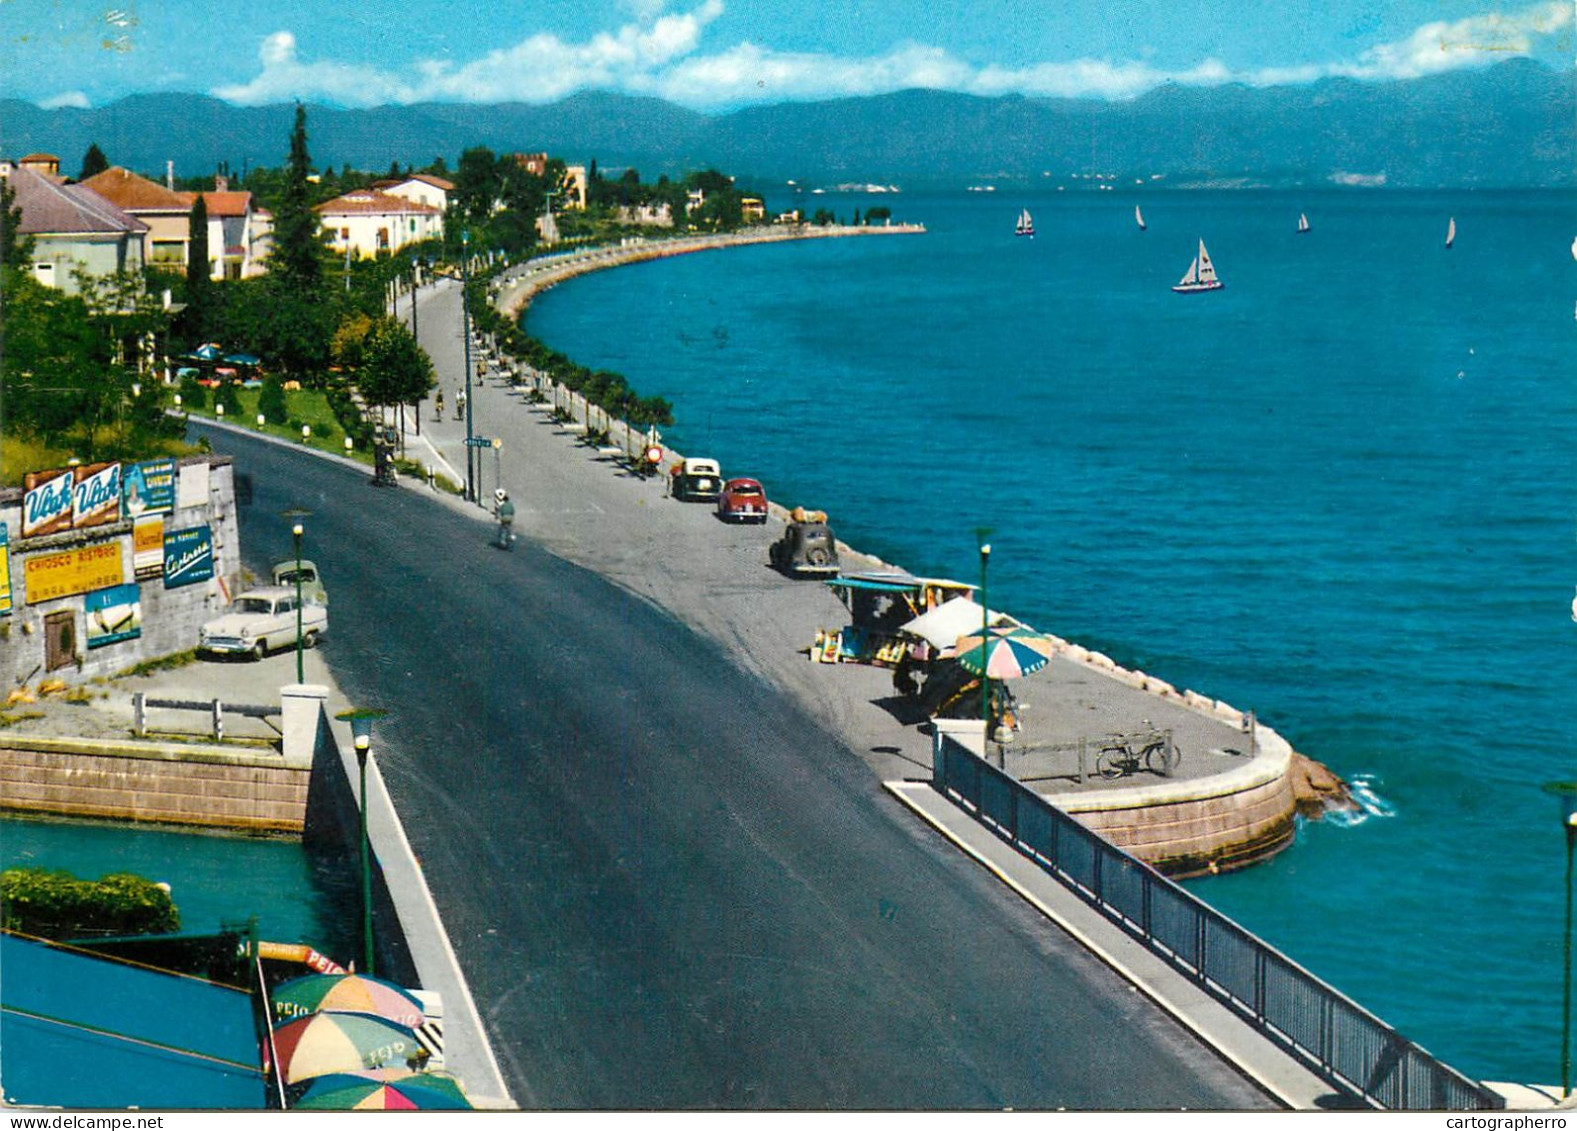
xmin=716 ymin=477 xmax=769 ymax=524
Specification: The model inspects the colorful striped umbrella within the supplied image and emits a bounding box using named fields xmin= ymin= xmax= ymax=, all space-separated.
xmin=295 ymin=1071 xmax=471 ymax=1110
xmin=269 ymin=1011 xmax=421 ymax=1084
xmin=952 ymin=626 xmax=1057 ymax=680
xmin=271 ymin=973 xmax=426 ymax=1029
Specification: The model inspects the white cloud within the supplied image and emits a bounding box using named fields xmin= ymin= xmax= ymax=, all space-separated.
xmin=207 ymin=0 xmax=1574 ymax=111
xmin=37 ymin=91 xmax=91 ymax=110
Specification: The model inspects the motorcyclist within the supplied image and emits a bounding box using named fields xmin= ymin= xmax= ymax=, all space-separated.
xmin=493 ymin=487 xmax=516 ymax=549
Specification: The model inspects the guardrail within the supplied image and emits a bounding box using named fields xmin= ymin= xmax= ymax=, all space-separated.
xmin=932 ymin=733 xmax=1502 ymax=1111
xmin=132 ymin=693 xmax=281 ymax=743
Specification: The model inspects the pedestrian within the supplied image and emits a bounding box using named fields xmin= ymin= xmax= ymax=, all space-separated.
xmin=434 ymin=391 xmax=445 ymax=420
xmin=455 ymin=390 xmax=467 ymax=421
xmin=493 ymin=488 xmax=516 ymax=549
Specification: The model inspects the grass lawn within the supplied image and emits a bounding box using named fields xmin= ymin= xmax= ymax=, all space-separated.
xmin=185 ymin=388 xmax=373 ymax=465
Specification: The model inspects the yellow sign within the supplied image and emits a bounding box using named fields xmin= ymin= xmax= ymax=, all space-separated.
xmin=24 ymin=542 xmax=125 ymax=604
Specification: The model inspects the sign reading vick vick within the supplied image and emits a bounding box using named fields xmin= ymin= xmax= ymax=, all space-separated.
xmin=163 ymin=525 xmax=214 ymax=589
xmin=23 ymin=463 xmax=124 ymax=537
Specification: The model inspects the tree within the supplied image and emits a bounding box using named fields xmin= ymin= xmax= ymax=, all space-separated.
xmin=271 ymin=103 xmax=326 ymax=290
xmin=182 ymin=193 xmax=213 ymax=345
xmin=455 ymin=147 xmax=500 ymax=226
xmin=78 ymin=143 xmax=109 ymax=181
xmin=359 ymin=318 xmax=435 ymax=414
xmin=259 ymin=104 xmax=335 ymax=382
xmin=0 ymin=174 xmax=33 ymax=270
xmin=258 ymin=375 xmax=288 ymax=423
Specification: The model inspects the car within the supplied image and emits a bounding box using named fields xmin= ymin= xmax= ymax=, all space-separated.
xmin=199 ymin=587 xmax=328 ymax=660
xmin=674 ymin=457 xmax=723 ymax=502
xmin=770 ymin=514 xmax=841 ymax=578
xmin=271 ymin=559 xmax=328 ymax=606
xmin=716 ymin=477 xmax=769 ymax=524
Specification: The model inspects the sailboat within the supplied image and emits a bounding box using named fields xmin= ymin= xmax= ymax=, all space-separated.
xmin=1297 ymin=212 xmax=1310 ymax=234
xmin=1135 ymin=205 xmax=1147 ymax=231
xmin=1015 ymin=209 xmax=1035 ymax=237
xmin=1445 ymin=217 xmax=1456 ymax=249
xmin=1172 ymin=239 xmax=1223 ymax=293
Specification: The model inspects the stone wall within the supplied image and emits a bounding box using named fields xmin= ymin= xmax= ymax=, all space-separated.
xmin=1 ymin=456 xmax=244 ymax=687
xmin=0 ymin=736 xmax=308 ymax=833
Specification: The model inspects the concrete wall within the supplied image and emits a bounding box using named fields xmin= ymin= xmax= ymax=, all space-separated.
xmin=0 ymin=456 xmax=243 ymax=687
xmin=0 ymin=736 xmax=308 ymax=833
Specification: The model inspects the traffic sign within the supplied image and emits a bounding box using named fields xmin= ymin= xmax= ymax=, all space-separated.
xmin=464 ymin=437 xmax=493 ymax=448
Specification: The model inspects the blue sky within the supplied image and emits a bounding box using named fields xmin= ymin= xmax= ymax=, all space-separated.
xmin=2 ymin=0 xmax=1571 ymax=110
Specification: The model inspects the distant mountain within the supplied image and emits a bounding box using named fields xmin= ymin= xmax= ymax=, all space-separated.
xmin=1 ymin=59 xmax=1569 ymax=190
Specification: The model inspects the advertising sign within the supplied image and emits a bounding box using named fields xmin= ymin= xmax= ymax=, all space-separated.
xmin=163 ymin=525 xmax=213 ymax=589
xmin=22 ymin=468 xmax=75 ymax=537
xmin=132 ymin=515 xmax=165 ymax=581
xmin=0 ymin=526 xmax=11 ymax=615
xmin=177 ymin=461 xmax=209 ymax=510
xmin=72 ymin=462 xmax=122 ymax=530
xmin=23 ymin=542 xmax=125 ymax=604
xmin=123 ymin=459 xmax=176 ymax=516
xmin=85 ymin=583 xmax=141 ymax=648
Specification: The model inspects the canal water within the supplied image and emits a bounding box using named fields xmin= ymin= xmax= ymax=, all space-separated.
xmin=1 ymin=815 xmax=356 ymax=960
xmin=526 ymin=187 xmax=1577 ymax=1085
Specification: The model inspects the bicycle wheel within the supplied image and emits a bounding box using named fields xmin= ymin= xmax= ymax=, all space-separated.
xmin=1145 ymin=739 xmax=1181 ymax=776
xmin=1096 ymin=747 xmax=1128 ymax=779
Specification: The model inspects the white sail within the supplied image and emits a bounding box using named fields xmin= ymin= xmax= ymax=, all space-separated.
xmin=1446 ymin=217 xmax=1456 ymax=248
xmin=1298 ymin=212 xmax=1310 ymax=233
xmin=1135 ymin=205 xmax=1146 ymax=231
xmin=1196 ymin=240 xmax=1218 ymax=283
xmin=1177 ymin=257 xmax=1199 ymax=287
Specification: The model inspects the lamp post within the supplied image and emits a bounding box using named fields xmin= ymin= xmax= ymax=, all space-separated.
xmin=1546 ymin=781 xmax=1577 ymax=1097
xmin=461 ymin=231 xmax=477 ymax=503
xmin=337 ymin=708 xmax=388 ymax=977
xmin=281 ymin=508 xmax=312 ymax=683
xmin=978 ymin=532 xmax=992 ymax=750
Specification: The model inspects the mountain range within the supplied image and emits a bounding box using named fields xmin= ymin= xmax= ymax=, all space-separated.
xmin=1 ymin=59 xmax=1570 ymax=191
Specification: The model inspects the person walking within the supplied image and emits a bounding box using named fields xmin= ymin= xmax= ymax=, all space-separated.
xmin=493 ymin=488 xmax=516 ymax=549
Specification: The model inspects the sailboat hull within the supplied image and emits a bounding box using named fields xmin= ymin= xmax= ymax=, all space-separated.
xmin=1171 ymin=281 xmax=1224 ymax=293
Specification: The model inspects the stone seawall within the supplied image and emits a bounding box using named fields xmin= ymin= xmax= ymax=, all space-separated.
xmin=0 ymin=736 xmax=309 ymax=833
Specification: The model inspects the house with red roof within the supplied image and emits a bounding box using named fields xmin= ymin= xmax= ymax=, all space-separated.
xmin=2 ymin=161 xmax=147 ymax=294
xmin=313 ymin=188 xmax=443 ymax=260
xmin=374 ymin=173 xmax=455 ymax=214
xmin=77 ymin=168 xmax=268 ymax=281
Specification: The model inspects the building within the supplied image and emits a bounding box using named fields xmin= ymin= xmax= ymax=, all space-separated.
xmin=188 ymin=179 xmax=266 ymax=279
xmin=18 ymin=152 xmax=62 ymax=180
xmin=1 ymin=161 xmax=147 ymax=294
xmin=78 ymin=166 xmax=194 ymax=272
xmin=740 ymin=196 xmax=766 ymax=223
xmin=374 ymin=173 xmax=455 ymax=213
xmin=615 ymin=202 xmax=673 ymax=227
xmin=561 ymin=165 xmax=587 ymax=210
xmin=511 ymin=152 xmax=549 ymax=177
xmin=313 ymin=189 xmax=443 ymax=260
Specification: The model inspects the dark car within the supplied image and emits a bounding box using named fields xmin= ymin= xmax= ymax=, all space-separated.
xmin=674 ymin=457 xmax=723 ymax=502
xmin=770 ymin=518 xmax=840 ymax=578
xmin=717 ymin=477 xmax=769 ymax=524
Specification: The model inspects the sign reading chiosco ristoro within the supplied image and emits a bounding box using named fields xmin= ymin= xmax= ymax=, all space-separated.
xmin=22 ymin=463 xmax=124 ymax=538
xmin=163 ymin=525 xmax=213 ymax=589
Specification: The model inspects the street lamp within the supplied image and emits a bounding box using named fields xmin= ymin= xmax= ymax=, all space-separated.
xmin=1546 ymin=781 xmax=1577 ymax=1097
xmin=281 ymin=508 xmax=312 ymax=683
xmin=336 ymin=708 xmax=388 ymax=978
xmin=978 ymin=532 xmax=992 ymax=750
xmin=461 ymin=231 xmax=476 ymax=502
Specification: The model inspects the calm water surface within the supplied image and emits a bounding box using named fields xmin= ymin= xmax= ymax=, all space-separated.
xmin=529 ymin=188 xmax=1577 ymax=1084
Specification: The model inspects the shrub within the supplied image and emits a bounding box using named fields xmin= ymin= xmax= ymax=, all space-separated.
xmin=2 ymin=866 xmax=181 ymax=939
xmin=258 ymin=376 xmax=288 ymax=423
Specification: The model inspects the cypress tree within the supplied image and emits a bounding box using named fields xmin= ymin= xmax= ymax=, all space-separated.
xmin=78 ymin=143 xmax=108 ymax=181
xmin=183 ymin=193 xmax=212 ymax=343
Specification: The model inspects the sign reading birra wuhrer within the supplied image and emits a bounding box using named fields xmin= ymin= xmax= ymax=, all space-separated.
xmin=23 ymin=463 xmax=123 ymax=538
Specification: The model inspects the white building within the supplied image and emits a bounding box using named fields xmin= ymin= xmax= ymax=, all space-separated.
xmin=313 ymin=190 xmax=443 ymax=259
xmin=374 ymin=173 xmax=455 ymax=213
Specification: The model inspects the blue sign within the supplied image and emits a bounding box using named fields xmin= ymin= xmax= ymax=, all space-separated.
xmin=85 ymin=583 xmax=142 ymax=648
xmin=124 ymin=459 xmax=176 ymax=516
xmin=163 ymin=525 xmax=213 ymax=589
xmin=464 ymin=437 xmax=494 ymax=448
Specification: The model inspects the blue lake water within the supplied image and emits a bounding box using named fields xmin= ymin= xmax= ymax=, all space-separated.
xmin=1 ymin=815 xmax=355 ymax=960
xmin=528 ymin=188 xmax=1577 ymax=1086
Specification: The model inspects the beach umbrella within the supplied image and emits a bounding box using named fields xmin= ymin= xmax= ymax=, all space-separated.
xmin=269 ymin=1011 xmax=421 ymax=1084
xmin=193 ymin=342 xmax=225 ymax=360
xmin=952 ymin=625 xmax=1057 ymax=681
xmin=271 ymin=973 xmax=425 ymax=1029
xmin=223 ymin=351 xmax=261 ymax=366
xmin=294 ymin=1071 xmax=471 ymax=1110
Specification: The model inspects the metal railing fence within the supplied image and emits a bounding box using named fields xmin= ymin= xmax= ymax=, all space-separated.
xmin=932 ymin=734 xmax=1503 ymax=1111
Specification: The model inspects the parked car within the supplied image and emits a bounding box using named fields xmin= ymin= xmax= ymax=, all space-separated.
xmin=770 ymin=516 xmax=841 ymax=578
xmin=199 ymin=587 xmax=328 ymax=660
xmin=271 ymin=559 xmax=328 ymax=606
xmin=717 ymin=478 xmax=769 ymax=524
xmin=674 ymin=457 xmax=724 ymax=502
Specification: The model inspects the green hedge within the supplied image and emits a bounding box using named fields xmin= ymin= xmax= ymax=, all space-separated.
xmin=2 ymin=866 xmax=181 ymax=939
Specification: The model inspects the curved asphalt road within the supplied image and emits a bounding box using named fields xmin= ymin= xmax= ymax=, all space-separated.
xmin=209 ymin=423 xmax=1268 ymax=1110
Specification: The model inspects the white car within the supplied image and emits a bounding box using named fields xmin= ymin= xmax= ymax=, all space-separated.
xmin=200 ymin=587 xmax=328 ymax=660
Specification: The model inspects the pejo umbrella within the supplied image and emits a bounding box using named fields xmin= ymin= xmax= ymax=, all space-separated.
xmin=269 ymin=1011 xmax=421 ymax=1084
xmin=272 ymin=973 xmax=426 ymax=1029
xmin=294 ymin=1071 xmax=471 ymax=1110
xmin=952 ymin=625 xmax=1057 ymax=680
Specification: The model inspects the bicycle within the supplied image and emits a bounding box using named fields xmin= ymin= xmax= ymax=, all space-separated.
xmin=1095 ymin=722 xmax=1180 ymax=779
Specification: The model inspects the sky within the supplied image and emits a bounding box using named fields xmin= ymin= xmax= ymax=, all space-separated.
xmin=1 ymin=0 xmax=1571 ymax=111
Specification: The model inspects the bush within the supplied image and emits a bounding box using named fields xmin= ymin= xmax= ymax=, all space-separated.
xmin=178 ymin=374 xmax=206 ymax=409
xmin=2 ymin=866 xmax=181 ymax=939
xmin=258 ymin=376 xmax=288 ymax=423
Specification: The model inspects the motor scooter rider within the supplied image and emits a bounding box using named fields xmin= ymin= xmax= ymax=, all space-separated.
xmin=493 ymin=487 xmax=516 ymax=548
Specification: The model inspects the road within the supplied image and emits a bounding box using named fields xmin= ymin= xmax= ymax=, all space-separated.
xmin=204 ymin=420 xmax=1270 ymax=1111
